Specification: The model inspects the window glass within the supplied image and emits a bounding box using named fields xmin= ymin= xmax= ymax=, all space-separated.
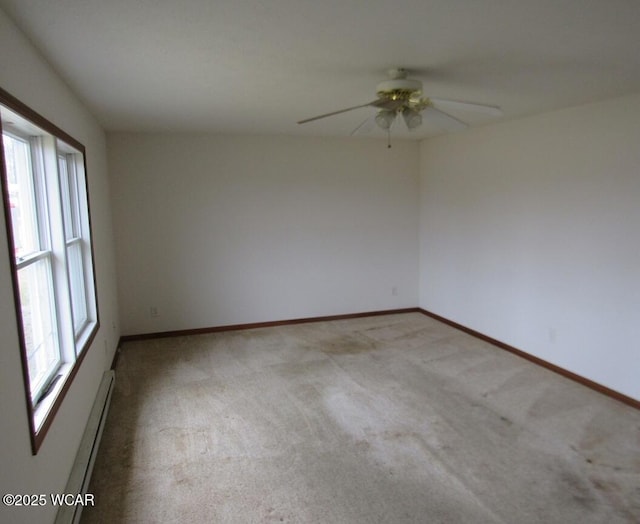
xmin=3 ymin=134 xmax=39 ymax=258
xmin=67 ymin=239 xmax=88 ymax=335
xmin=18 ymin=257 xmax=60 ymax=399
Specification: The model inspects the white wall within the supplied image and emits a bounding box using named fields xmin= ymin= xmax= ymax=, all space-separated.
xmin=109 ymin=134 xmax=419 ymax=335
xmin=0 ymin=8 xmax=120 ymax=524
xmin=419 ymin=92 xmax=640 ymax=401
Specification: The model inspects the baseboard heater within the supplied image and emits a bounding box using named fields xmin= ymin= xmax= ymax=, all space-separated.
xmin=55 ymin=370 xmax=115 ymax=524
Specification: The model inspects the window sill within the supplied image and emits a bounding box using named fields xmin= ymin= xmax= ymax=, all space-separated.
xmin=33 ymin=363 xmax=73 ymax=433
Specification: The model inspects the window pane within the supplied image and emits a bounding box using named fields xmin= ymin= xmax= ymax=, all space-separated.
xmin=58 ymin=155 xmax=74 ymax=240
xmin=2 ymin=134 xmax=39 ymax=258
xmin=67 ymin=240 xmax=88 ymax=334
xmin=18 ymin=258 xmax=61 ymax=399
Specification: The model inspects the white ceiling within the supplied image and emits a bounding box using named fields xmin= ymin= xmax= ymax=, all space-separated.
xmin=2 ymin=0 xmax=640 ymax=139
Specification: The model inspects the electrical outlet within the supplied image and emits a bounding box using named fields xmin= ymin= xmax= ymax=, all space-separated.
xmin=392 ymin=286 xmax=398 ymax=296
xmin=150 ymin=306 xmax=159 ymax=317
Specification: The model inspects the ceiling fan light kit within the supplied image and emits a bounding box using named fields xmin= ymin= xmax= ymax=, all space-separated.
xmin=402 ymin=107 xmax=422 ymax=129
xmin=375 ymin=110 xmax=395 ymax=130
xmin=297 ymin=67 xmax=503 ymax=138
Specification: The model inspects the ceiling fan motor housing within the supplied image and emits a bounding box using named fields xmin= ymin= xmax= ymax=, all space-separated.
xmin=376 ymin=68 xmax=422 ymax=101
xmin=376 ymin=78 xmax=422 ymax=101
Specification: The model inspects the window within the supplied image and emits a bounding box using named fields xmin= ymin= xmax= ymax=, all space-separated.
xmin=1 ymin=88 xmax=99 ymax=454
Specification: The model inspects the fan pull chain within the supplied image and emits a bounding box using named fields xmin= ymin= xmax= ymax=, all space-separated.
xmin=387 ymin=129 xmax=391 ymax=149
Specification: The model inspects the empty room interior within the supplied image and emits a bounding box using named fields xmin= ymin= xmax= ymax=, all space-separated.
xmin=0 ymin=1 xmax=639 ymax=523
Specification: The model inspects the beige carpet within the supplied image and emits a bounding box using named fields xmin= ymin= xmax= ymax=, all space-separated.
xmin=82 ymin=313 xmax=640 ymax=523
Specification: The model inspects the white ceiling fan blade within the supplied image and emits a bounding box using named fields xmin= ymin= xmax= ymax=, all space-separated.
xmin=297 ymin=100 xmax=384 ymax=124
xmin=423 ymin=106 xmax=468 ymax=132
xmin=430 ymin=98 xmax=503 ymax=117
xmin=350 ymin=115 xmax=376 ymax=136
xmin=370 ymin=98 xmax=404 ymax=111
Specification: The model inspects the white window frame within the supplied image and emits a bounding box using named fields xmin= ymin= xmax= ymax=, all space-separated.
xmin=1 ymin=88 xmax=99 ymax=454
xmin=7 ymin=130 xmax=63 ymax=406
xmin=58 ymin=147 xmax=91 ymax=340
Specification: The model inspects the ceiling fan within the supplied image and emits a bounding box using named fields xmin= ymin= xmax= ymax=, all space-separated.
xmin=297 ymin=68 xmax=503 ymax=133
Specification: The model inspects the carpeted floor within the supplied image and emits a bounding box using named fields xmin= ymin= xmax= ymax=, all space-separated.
xmin=81 ymin=313 xmax=640 ymax=523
